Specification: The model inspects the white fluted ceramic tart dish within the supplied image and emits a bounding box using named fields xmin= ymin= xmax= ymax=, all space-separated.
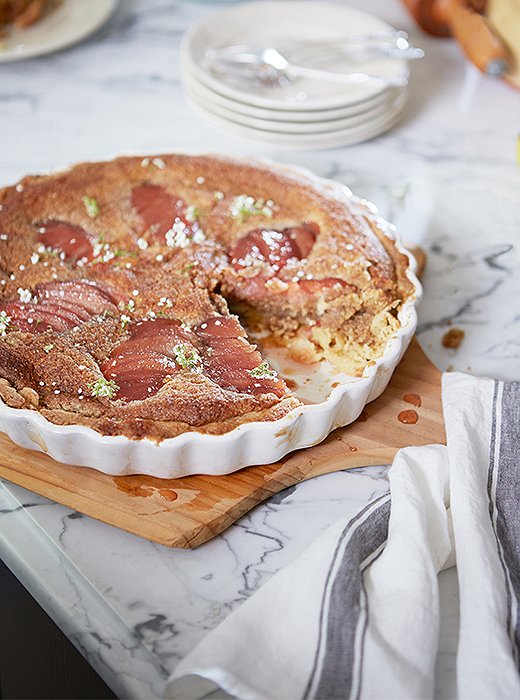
xmin=0 ymin=155 xmax=420 ymax=477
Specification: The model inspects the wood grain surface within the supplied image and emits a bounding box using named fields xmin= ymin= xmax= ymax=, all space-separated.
xmin=0 ymin=338 xmax=445 ymax=548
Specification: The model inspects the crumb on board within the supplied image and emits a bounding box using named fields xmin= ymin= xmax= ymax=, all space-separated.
xmin=442 ymin=327 xmax=465 ymax=350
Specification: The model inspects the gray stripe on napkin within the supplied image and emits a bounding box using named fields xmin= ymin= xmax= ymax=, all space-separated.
xmin=488 ymin=380 xmax=520 ymax=664
xmin=304 ymin=493 xmax=391 ymax=700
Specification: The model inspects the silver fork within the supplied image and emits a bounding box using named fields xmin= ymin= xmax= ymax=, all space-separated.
xmin=208 ymin=32 xmax=424 ymax=66
xmin=205 ymin=46 xmax=410 ymax=90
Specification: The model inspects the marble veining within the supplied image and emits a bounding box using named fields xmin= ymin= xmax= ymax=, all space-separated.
xmin=0 ymin=470 xmax=390 ymax=697
xmin=0 ymin=0 xmax=519 ymax=697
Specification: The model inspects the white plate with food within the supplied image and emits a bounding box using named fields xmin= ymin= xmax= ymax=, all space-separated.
xmin=0 ymin=0 xmax=117 ymax=62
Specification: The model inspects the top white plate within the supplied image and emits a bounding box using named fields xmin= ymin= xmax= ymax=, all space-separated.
xmin=181 ymin=1 xmax=408 ymax=112
xmin=0 ymin=0 xmax=118 ymax=62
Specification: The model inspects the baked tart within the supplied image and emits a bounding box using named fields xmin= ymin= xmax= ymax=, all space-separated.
xmin=0 ymin=154 xmax=415 ymax=445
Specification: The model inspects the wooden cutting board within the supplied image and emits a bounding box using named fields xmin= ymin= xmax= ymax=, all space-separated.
xmin=0 ymin=338 xmax=445 ymax=548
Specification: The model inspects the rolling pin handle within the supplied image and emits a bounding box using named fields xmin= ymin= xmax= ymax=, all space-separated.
xmin=402 ymin=0 xmax=512 ymax=77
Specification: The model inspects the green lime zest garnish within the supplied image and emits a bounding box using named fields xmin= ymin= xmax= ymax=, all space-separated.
xmin=0 ymin=310 xmax=11 ymax=336
xmin=173 ymin=343 xmax=202 ymax=372
xmin=230 ymin=194 xmax=273 ymax=222
xmin=90 ymin=377 xmax=119 ymax=398
xmin=247 ymin=361 xmax=277 ymax=380
xmin=83 ymin=195 xmax=100 ymax=219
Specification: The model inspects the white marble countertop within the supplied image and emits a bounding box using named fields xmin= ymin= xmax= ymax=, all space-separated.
xmin=0 ymin=0 xmax=519 ymax=698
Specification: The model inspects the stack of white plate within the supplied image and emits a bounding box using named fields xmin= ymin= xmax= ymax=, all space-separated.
xmin=181 ymin=1 xmax=412 ymax=150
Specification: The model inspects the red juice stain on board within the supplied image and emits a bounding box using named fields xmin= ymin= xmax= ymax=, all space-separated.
xmin=403 ymin=393 xmax=422 ymax=408
xmin=398 ymin=409 xmax=419 ymax=425
xmin=158 ymin=489 xmax=178 ymax=502
xmin=113 ymin=477 xmax=154 ymax=497
xmin=334 ymin=435 xmax=357 ymax=451
xmin=113 ymin=476 xmax=177 ymax=501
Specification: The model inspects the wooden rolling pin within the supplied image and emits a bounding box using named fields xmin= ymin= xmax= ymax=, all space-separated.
xmin=403 ymin=0 xmax=512 ymax=75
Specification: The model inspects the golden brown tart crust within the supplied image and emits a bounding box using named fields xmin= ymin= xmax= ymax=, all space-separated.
xmin=0 ymin=154 xmax=413 ymax=441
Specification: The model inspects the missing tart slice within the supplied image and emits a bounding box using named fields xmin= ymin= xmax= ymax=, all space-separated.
xmin=223 ymin=216 xmax=410 ymax=377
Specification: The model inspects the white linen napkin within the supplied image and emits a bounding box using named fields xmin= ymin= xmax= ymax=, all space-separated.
xmin=164 ymin=372 xmax=520 ymax=700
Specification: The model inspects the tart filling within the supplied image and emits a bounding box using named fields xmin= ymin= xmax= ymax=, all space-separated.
xmin=0 ymin=154 xmax=413 ymax=441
